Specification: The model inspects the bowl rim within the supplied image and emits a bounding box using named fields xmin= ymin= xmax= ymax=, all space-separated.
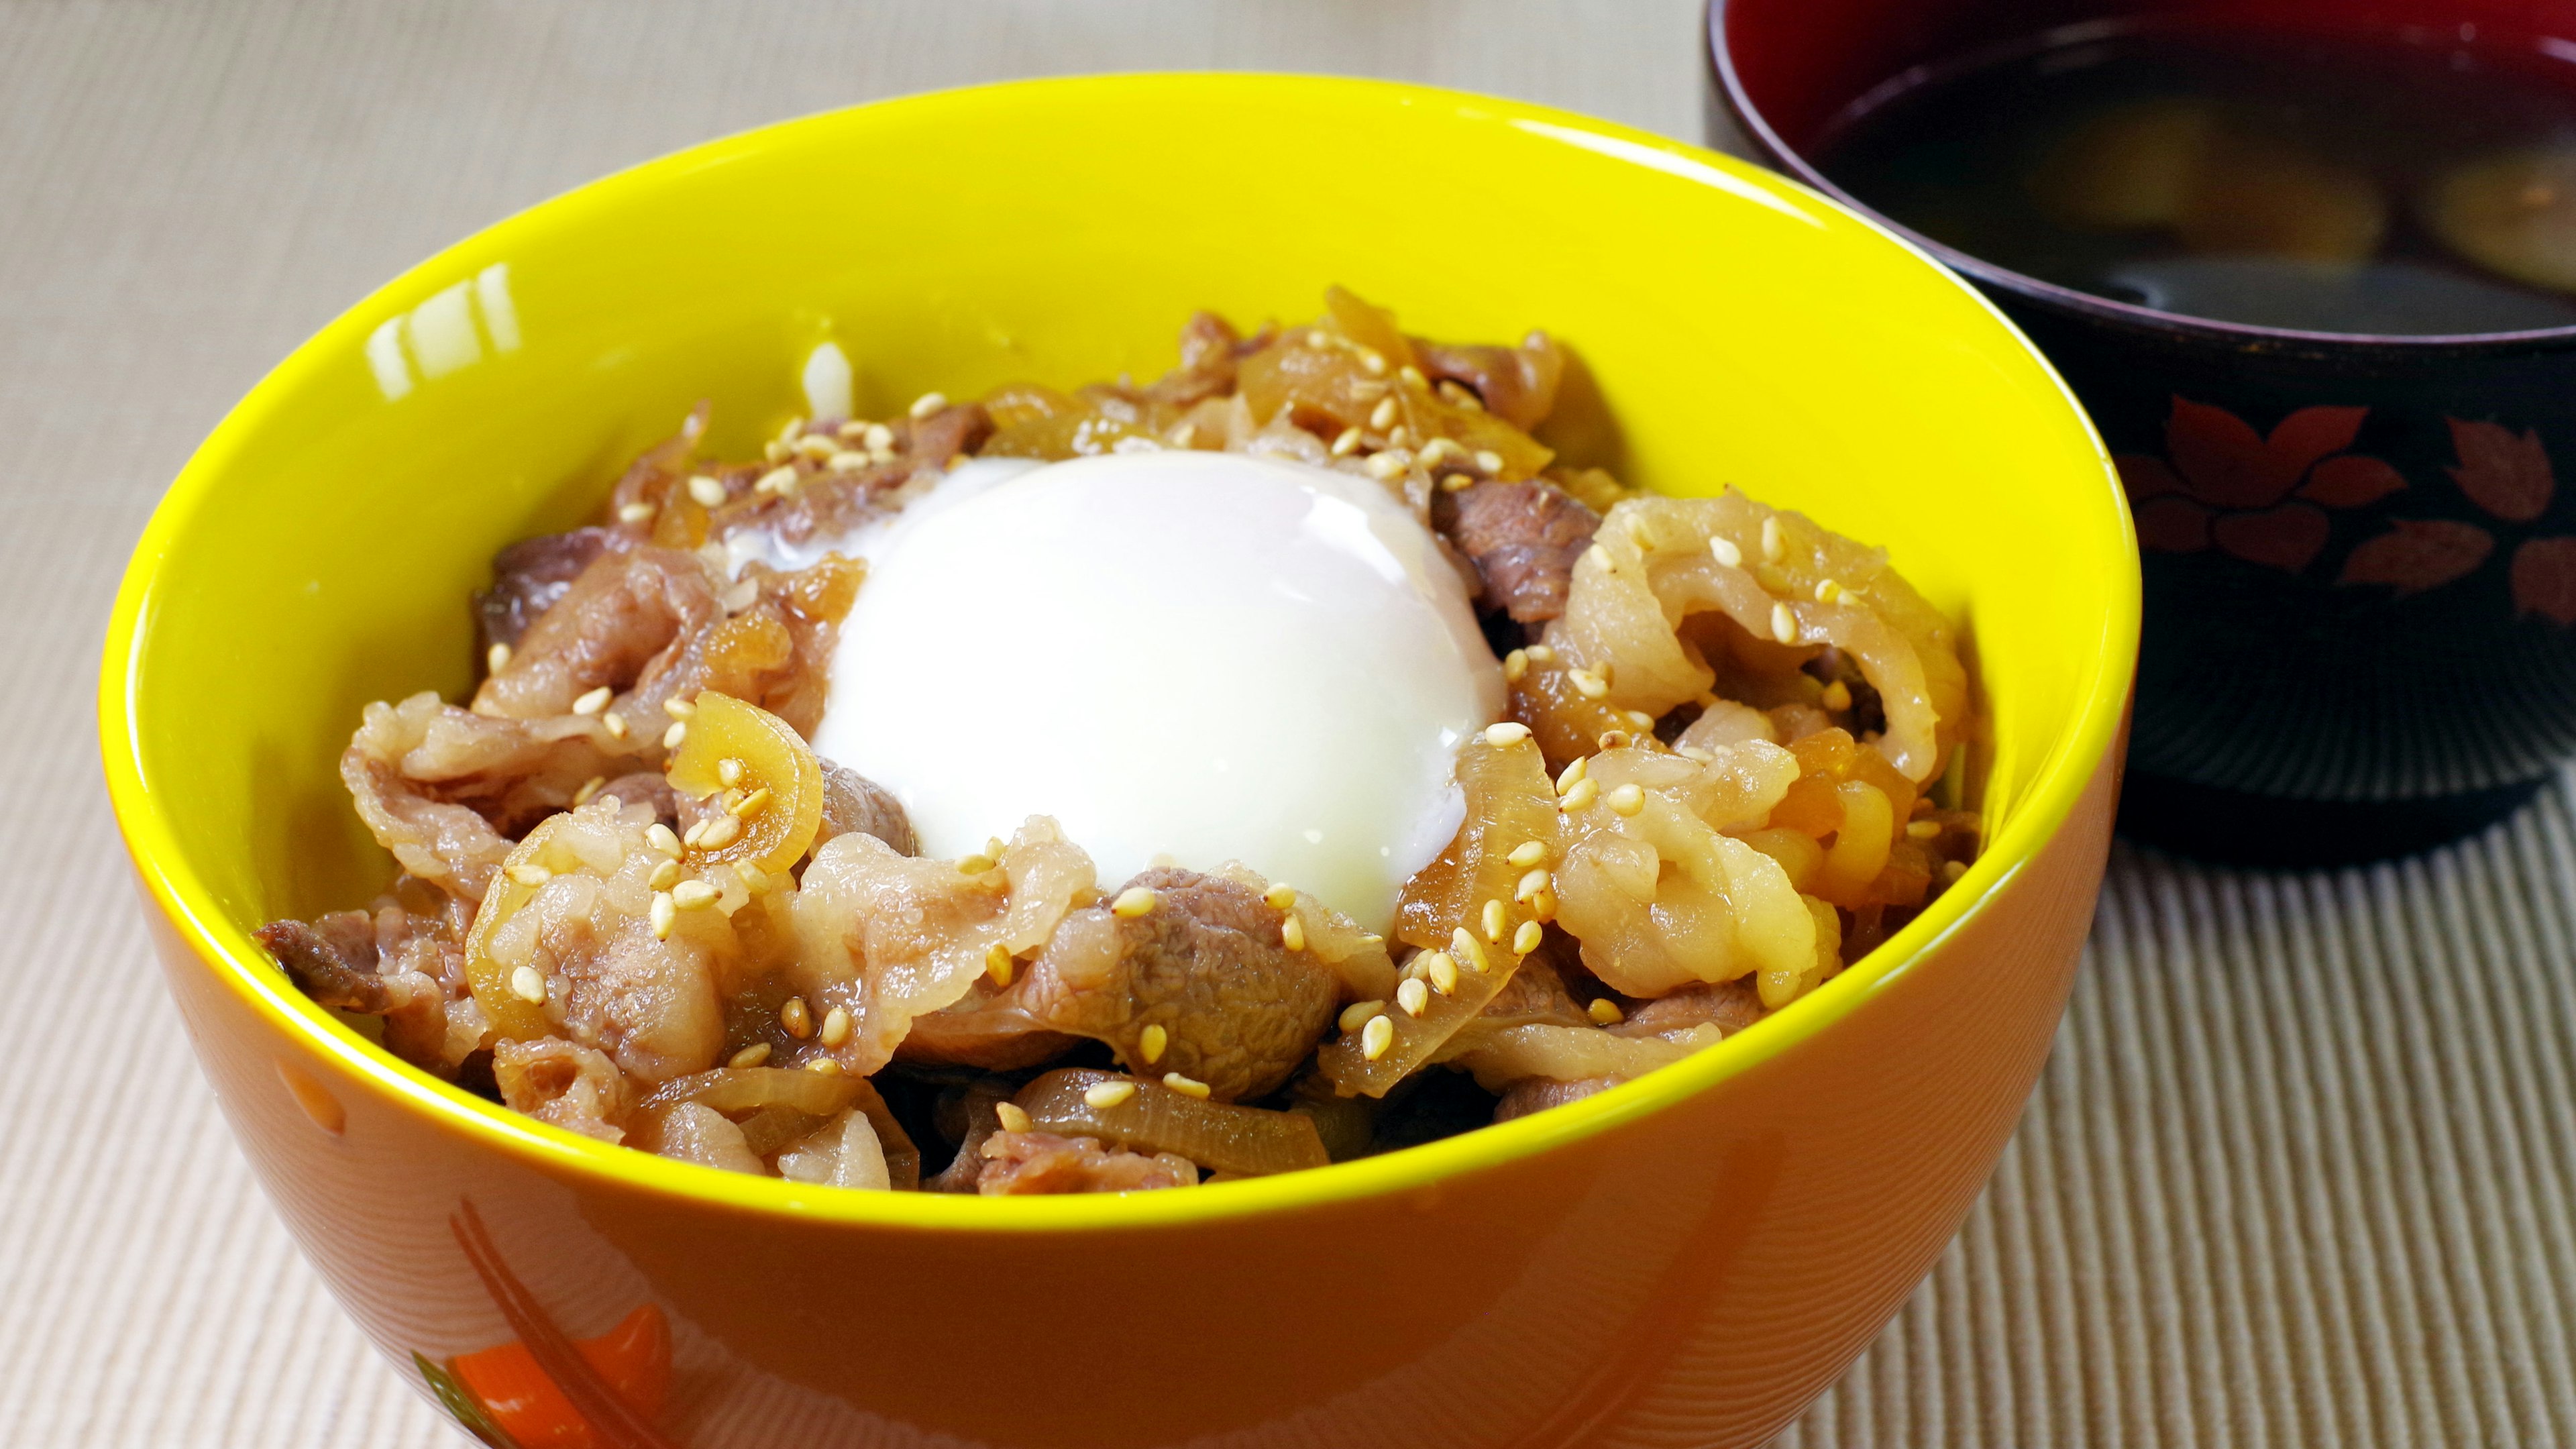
xmin=99 ymin=71 xmax=2139 ymax=1232
xmin=1703 ymin=0 xmax=2576 ymax=357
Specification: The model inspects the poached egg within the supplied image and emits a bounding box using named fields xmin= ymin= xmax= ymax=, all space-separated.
xmin=802 ymin=449 xmax=1503 ymax=928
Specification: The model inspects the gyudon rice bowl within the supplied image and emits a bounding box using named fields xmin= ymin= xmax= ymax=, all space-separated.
xmin=259 ymin=288 xmax=1979 ymax=1194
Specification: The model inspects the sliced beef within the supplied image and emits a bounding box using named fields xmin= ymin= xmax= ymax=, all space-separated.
xmin=1493 ymin=1075 xmax=1619 ymax=1123
xmin=818 ymin=759 xmax=917 ymax=856
xmin=473 ymin=545 xmax=722 ymax=721
xmin=1016 ymin=867 xmax=1338 ymax=1102
xmin=1415 ymin=334 xmax=1564 ymax=431
xmin=1613 ymin=977 xmax=1766 ymax=1038
xmin=1438 ymin=480 xmax=1600 ymax=624
xmin=1143 ymin=311 xmax=1243 ymax=407
xmin=974 ymin=1131 xmax=1199 ymax=1195
xmin=256 ymin=916 xmax=389 ymax=1013
xmin=492 ymin=1037 xmax=630 ymax=1142
xmin=904 ymin=402 xmax=994 ymax=469
xmin=476 ymin=528 xmax=619 ymax=653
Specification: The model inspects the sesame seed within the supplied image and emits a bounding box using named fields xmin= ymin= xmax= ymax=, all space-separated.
xmin=1770 ymin=603 xmax=1797 ymax=645
xmin=1503 ymin=649 xmax=1529 ymax=683
xmin=572 ymin=775 xmax=605 ymax=806
xmin=1263 ymin=881 xmax=1298 ymax=911
xmin=1608 ymin=783 xmax=1645 ymax=816
xmin=1821 ymin=681 xmax=1853 ymax=712
xmin=1339 ymin=1000 xmax=1387 ymax=1032
xmin=602 ymin=711 xmax=629 ymax=740
xmin=955 ymin=852 xmax=996 ymax=876
xmin=1508 ymin=839 xmax=1548 ymax=868
xmin=1525 ymin=644 xmax=1556 ymax=663
xmin=838 ymin=419 xmax=870 ymax=439
xmin=1942 ymin=859 xmax=1969 ymax=882
xmin=1112 ymin=886 xmax=1159 ymax=918
xmin=687 ymin=475 xmax=727 ymax=507
xmin=1305 ymin=329 xmax=1330 ymax=348
xmin=1418 ymin=437 xmax=1461 ymax=466
xmin=486 ymin=642 xmax=513 ymax=674
xmin=662 ymin=720 xmax=687 ymax=749
xmin=1163 ymin=1072 xmax=1212 ymax=1099
xmin=1452 ymin=927 xmax=1489 ymax=973
xmin=1557 ymin=756 xmax=1589 ymax=792
xmin=819 ymin=1006 xmax=851 ymax=1046
xmin=1485 ymin=721 xmax=1532 ymax=746
xmin=1364 ymin=451 xmax=1409 ymax=481
xmin=755 ymin=466 xmax=798 ymax=495
xmin=698 ymin=814 xmax=742 ymax=849
xmin=1597 ymin=729 xmax=1633 ymax=751
xmin=682 ymin=818 xmax=708 ymax=847
xmin=1584 ymin=543 xmax=1613 ymax=572
xmin=1517 ymin=867 xmax=1552 ymax=900
xmin=1513 ymin=920 xmax=1544 ymax=954
xmin=1482 ymin=899 xmax=1508 ymax=943
xmin=828 ymin=450 xmax=869 ymax=472
xmin=572 ymin=686 xmax=612 ymax=715
xmin=650 ymin=892 xmax=677 ymax=939
xmin=1425 ymin=951 xmax=1459 ymax=994
xmin=1529 ymin=886 xmax=1558 ymax=923
xmin=806 ymin=1058 xmax=844 ymax=1076
xmin=795 ymin=435 xmax=839 ymax=461
xmin=647 ymin=823 xmax=682 ymax=856
xmin=1399 ymin=364 xmax=1428 ymax=389
xmin=1357 ymin=347 xmax=1389 ymax=376
xmin=717 ymin=757 xmax=745 ymax=788
xmin=1907 ymin=820 xmax=1942 ymax=840
xmin=616 ymin=501 xmax=657 ymax=525
xmin=1442 ymin=472 xmax=1474 ymax=492
xmin=1762 ymin=516 xmax=1786 ymax=563
xmin=660 ymin=699 xmax=695 ymax=724
xmin=1397 ymin=978 xmax=1430 ymax=1016
xmin=648 ymin=858 xmax=680 ymax=891
xmin=1710 ymin=535 xmax=1744 ymax=568
xmin=909 ymin=392 xmax=948 ymax=419
xmin=1330 ymin=426 xmax=1364 ymax=456
xmin=502 ymin=966 xmax=545 ymax=1004
xmin=997 ymin=1101 xmax=1036 ymax=1131
xmin=1361 ymin=1015 xmax=1395 ymax=1060
xmin=729 ymin=1042 xmax=772 ymax=1069
xmin=1474 ymin=449 xmax=1504 ymax=473
xmin=1370 ymin=396 xmax=1399 ymax=431
xmin=1560 ymin=776 xmax=1600 ymax=811
xmin=1281 ymin=913 xmax=1307 ymax=951
xmin=506 ymin=861 xmax=551 ymax=887
xmin=863 ymin=423 xmax=895 ymax=451
xmin=985 ymin=835 xmax=1005 ymax=858
xmin=1587 ymin=997 xmax=1625 ymax=1026
xmin=672 ymin=879 xmax=718 ymax=910
xmin=779 ymin=417 xmax=807 ymax=443
xmin=1138 ymin=1023 xmax=1169 ymax=1064
xmin=782 ymin=996 xmax=813 ymax=1038
xmin=1568 ymin=668 xmax=1610 ymax=700
xmin=1172 ymin=424 xmax=1198 ymax=448
xmin=764 ymin=441 xmax=790 ymax=464
xmin=1815 ymin=578 xmax=1845 ymax=604
xmin=730 ymin=786 xmax=771 ymax=818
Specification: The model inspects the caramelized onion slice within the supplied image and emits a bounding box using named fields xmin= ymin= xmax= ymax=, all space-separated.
xmin=1015 ymin=1069 xmax=1328 ymax=1177
xmin=665 ymin=692 xmax=824 ymax=877
xmin=639 ymin=1067 xmax=918 ymax=1187
xmin=1442 ymin=1022 xmax=1723 ymax=1093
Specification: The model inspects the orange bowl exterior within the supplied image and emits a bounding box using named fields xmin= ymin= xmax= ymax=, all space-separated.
xmin=104 ymin=75 xmax=2135 ymax=1448
xmin=142 ymin=757 xmax=2111 ymax=1448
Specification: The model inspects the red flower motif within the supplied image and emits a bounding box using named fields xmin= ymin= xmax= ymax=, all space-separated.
xmin=2446 ymin=418 xmax=2555 ymax=522
xmin=2120 ymin=397 xmax=2398 ymax=572
xmin=2512 ymin=537 xmax=2576 ymax=625
xmin=2339 ymin=519 xmax=2496 ymax=596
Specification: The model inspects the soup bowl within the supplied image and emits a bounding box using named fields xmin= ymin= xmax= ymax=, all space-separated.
xmin=1712 ymin=0 xmax=2576 ymax=866
xmin=100 ymin=75 xmax=2135 ymax=1449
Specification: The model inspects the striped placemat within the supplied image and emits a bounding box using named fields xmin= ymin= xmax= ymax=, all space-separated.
xmin=6 ymin=2 xmax=2567 ymax=1442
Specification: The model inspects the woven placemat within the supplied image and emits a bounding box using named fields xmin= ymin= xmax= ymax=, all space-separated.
xmin=8 ymin=3 xmax=2569 ymax=1443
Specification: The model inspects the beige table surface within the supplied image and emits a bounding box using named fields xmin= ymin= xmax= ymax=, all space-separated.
xmin=9 ymin=2 xmax=2575 ymax=1444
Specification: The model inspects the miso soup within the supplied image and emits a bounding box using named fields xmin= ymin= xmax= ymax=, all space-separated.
xmin=1815 ymin=23 xmax=2576 ymax=334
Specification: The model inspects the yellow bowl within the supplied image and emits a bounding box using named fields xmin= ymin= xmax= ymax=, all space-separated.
xmin=101 ymin=75 xmax=2135 ymax=1448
